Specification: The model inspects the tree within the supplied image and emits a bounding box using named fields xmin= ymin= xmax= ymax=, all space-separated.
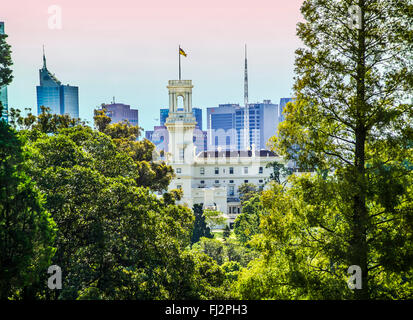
xmin=223 ymin=225 xmax=231 ymax=240
xmin=21 ymin=124 xmax=198 ymax=299
xmin=197 ymin=238 xmax=226 ymax=265
xmin=93 ymin=107 xmax=111 ymax=132
xmin=203 ymin=209 xmax=227 ymax=230
xmin=267 ymin=0 xmax=413 ymax=299
xmin=93 ymin=108 xmax=174 ymax=192
xmin=233 ymin=194 xmax=263 ymax=245
xmin=191 ymin=204 xmax=213 ymax=245
xmin=237 ymin=183 xmax=259 ymax=204
xmin=0 ymin=26 xmax=12 ymax=121
xmin=0 ymin=26 xmax=13 ymax=88
xmin=265 ymin=161 xmax=293 ymax=185
xmin=0 ymin=121 xmax=56 ymax=299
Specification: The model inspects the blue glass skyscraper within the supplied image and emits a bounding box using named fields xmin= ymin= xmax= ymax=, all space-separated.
xmin=0 ymin=22 xmax=8 ymax=122
xmin=207 ymin=101 xmax=278 ymax=151
xmin=36 ymin=49 xmax=79 ymax=118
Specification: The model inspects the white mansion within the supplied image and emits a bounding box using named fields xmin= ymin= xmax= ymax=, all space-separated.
xmin=162 ymin=79 xmax=283 ymax=225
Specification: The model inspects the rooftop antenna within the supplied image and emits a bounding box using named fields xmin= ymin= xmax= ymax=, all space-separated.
xmin=42 ymin=45 xmax=47 ymax=69
xmin=243 ymin=44 xmax=250 ymax=150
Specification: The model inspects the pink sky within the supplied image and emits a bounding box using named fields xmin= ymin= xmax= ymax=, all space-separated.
xmin=1 ymin=0 xmax=304 ymax=130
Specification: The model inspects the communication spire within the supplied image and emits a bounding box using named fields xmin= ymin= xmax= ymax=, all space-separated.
xmin=243 ymin=44 xmax=250 ymax=150
xmin=244 ymin=44 xmax=248 ymax=106
xmin=42 ymin=45 xmax=47 ymax=69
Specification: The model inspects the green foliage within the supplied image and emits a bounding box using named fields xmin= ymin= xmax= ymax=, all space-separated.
xmin=0 ymin=28 xmax=13 ymax=87
xmin=197 ymin=237 xmax=226 ymax=265
xmin=237 ymin=183 xmax=259 ymax=204
xmin=0 ymin=121 xmax=56 ymax=299
xmin=233 ymin=194 xmax=263 ymax=245
xmin=257 ymin=0 xmax=413 ymax=300
xmin=203 ymin=209 xmax=227 ymax=229
xmin=223 ymin=224 xmax=231 ymax=240
xmin=191 ymin=204 xmax=213 ymax=245
xmin=92 ymin=108 xmax=174 ymax=191
xmin=19 ymin=123 xmax=199 ymax=299
xmin=0 ymin=108 xmax=227 ymax=300
xmin=265 ymin=161 xmax=293 ymax=184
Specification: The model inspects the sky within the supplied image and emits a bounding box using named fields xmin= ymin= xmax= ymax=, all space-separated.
xmin=1 ymin=0 xmax=304 ymax=131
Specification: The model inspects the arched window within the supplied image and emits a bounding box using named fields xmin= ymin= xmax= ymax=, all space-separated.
xmin=177 ymin=95 xmax=184 ymax=110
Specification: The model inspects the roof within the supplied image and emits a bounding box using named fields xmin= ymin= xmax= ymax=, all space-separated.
xmin=197 ymin=150 xmax=277 ymax=158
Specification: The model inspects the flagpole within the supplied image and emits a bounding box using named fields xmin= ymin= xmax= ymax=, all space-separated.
xmin=179 ymin=45 xmax=181 ymax=80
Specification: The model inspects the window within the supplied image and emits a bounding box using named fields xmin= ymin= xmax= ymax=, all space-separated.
xmin=176 ymin=168 xmax=181 ymax=174
xmin=244 ymin=180 xmax=248 ymax=183
xmin=179 ymin=149 xmax=184 ymax=160
xmin=229 ymin=180 xmax=234 ymax=184
xmin=200 ymin=167 xmax=205 ymax=175
xmin=177 ymin=185 xmax=182 ymax=189
xmin=215 ymin=180 xmax=220 ymax=184
xmin=200 ymin=180 xmax=205 ymax=184
xmin=259 ymin=166 xmax=263 ymax=174
xmin=229 ymin=167 xmax=234 ymax=174
xmin=215 ymin=167 xmax=219 ymax=174
xmin=244 ymin=167 xmax=248 ymax=174
xmin=259 ymin=179 xmax=263 ymax=183
xmin=229 ymin=186 xmax=235 ymax=196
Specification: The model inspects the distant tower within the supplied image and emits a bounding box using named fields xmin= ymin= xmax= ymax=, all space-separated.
xmin=165 ymin=79 xmax=197 ymax=164
xmin=244 ymin=44 xmax=248 ymax=106
xmin=37 ymin=47 xmax=79 ymax=118
xmin=243 ymin=44 xmax=250 ymax=150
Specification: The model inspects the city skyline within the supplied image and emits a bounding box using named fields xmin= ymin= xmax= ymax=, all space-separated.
xmin=0 ymin=0 xmax=303 ymax=132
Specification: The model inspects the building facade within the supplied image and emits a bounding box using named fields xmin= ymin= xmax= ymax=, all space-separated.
xmin=0 ymin=22 xmax=8 ymax=122
xmin=164 ymin=79 xmax=281 ymax=226
xmin=207 ymin=100 xmax=278 ymax=151
xmin=36 ymin=50 xmax=79 ymax=118
xmin=147 ymin=107 xmax=206 ymax=155
xmin=101 ymin=103 xmax=139 ymax=126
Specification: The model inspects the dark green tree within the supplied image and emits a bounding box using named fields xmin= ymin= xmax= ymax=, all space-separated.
xmin=223 ymin=224 xmax=231 ymax=240
xmin=0 ymin=121 xmax=56 ymax=299
xmin=237 ymin=182 xmax=259 ymax=204
xmin=191 ymin=204 xmax=213 ymax=245
xmin=233 ymin=194 xmax=263 ymax=245
xmin=0 ymin=26 xmax=13 ymax=88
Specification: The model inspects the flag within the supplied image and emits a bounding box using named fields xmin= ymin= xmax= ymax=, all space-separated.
xmin=179 ymin=47 xmax=187 ymax=57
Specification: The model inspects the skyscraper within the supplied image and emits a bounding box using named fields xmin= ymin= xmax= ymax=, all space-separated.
xmin=207 ymin=100 xmax=278 ymax=151
xmin=36 ymin=48 xmax=79 ymax=118
xmin=101 ymin=103 xmax=139 ymax=126
xmin=207 ymin=104 xmax=237 ymax=151
xmin=0 ymin=22 xmax=8 ymax=122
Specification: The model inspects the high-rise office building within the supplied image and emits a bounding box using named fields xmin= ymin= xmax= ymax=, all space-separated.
xmin=207 ymin=104 xmax=237 ymax=151
xmin=236 ymin=100 xmax=278 ymax=150
xmin=0 ymin=22 xmax=8 ymax=122
xmin=36 ymin=48 xmax=79 ymax=118
xmin=101 ymin=103 xmax=139 ymax=126
xmin=206 ymin=47 xmax=279 ymax=151
xmin=207 ymin=100 xmax=278 ymax=151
